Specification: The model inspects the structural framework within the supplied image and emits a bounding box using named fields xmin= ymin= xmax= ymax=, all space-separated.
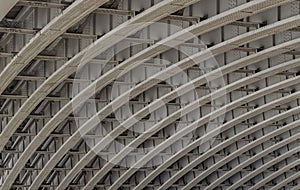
xmin=0 ymin=0 xmax=300 ymax=189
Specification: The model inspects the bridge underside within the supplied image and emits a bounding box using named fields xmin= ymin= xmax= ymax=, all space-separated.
xmin=0 ymin=0 xmax=300 ymax=189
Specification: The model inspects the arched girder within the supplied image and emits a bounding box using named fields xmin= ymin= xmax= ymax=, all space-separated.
xmin=9 ymin=0 xmax=205 ymax=189
xmin=29 ymin=13 xmax=300 ymax=190
xmin=269 ymin=172 xmax=300 ymax=190
xmin=1 ymin=0 xmax=300 ymax=189
xmin=202 ymin=121 xmax=300 ymax=190
xmin=181 ymin=111 xmax=300 ymax=189
xmin=187 ymin=109 xmax=300 ymax=189
xmin=212 ymin=120 xmax=299 ymax=189
xmin=0 ymin=0 xmax=200 ymax=153
xmin=99 ymin=75 xmax=300 ymax=190
xmin=225 ymin=129 xmax=300 ymax=189
xmin=82 ymin=87 xmax=300 ymax=189
xmin=15 ymin=2 xmax=283 ymax=177
xmin=55 ymin=1 xmax=295 ymax=187
xmin=247 ymin=154 xmax=300 ymax=189
xmin=0 ymin=0 xmax=111 ymax=94
xmin=60 ymin=50 xmax=300 ymax=190
xmin=0 ymin=1 xmax=202 ymax=189
xmin=137 ymin=61 xmax=300 ymax=189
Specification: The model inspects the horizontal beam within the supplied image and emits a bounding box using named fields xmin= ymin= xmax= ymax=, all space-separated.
xmin=14 ymin=0 xmax=273 ymax=28
xmin=0 ymin=52 xmax=121 ymax=63
xmin=234 ymin=46 xmax=261 ymax=53
xmin=9 ymin=129 xmax=286 ymax=141
xmin=165 ymin=15 xmax=201 ymax=23
xmin=16 ymin=0 xmax=135 ymax=17
xmin=0 ymin=114 xmax=286 ymax=125
xmin=231 ymin=20 xmax=263 ymax=28
xmin=0 ymin=27 xmax=156 ymax=44
xmin=0 ymin=52 xmax=68 ymax=61
xmin=1 ymin=86 xmax=283 ymax=101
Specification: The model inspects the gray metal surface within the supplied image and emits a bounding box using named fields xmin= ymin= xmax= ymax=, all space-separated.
xmin=0 ymin=0 xmax=300 ymax=189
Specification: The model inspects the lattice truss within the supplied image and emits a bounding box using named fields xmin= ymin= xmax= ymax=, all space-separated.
xmin=0 ymin=0 xmax=300 ymax=189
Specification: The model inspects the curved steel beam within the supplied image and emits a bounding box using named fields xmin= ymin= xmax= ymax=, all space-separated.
xmin=228 ymin=139 xmax=300 ymax=189
xmin=136 ymin=60 xmax=297 ymax=189
xmin=2 ymin=0 xmax=290 ymax=187
xmin=187 ymin=109 xmax=300 ymax=189
xmin=4 ymin=0 xmax=203 ymax=189
xmin=87 ymin=89 xmax=300 ymax=190
xmin=204 ymin=122 xmax=300 ymax=190
xmin=102 ymin=72 xmax=300 ymax=190
xmin=272 ymin=172 xmax=300 ymax=190
xmin=61 ymin=52 xmax=300 ymax=190
xmin=29 ymin=11 xmax=300 ymax=190
xmin=225 ymin=145 xmax=300 ymax=190
xmin=0 ymin=0 xmax=198 ymax=153
xmin=0 ymin=0 xmax=201 ymax=189
xmin=55 ymin=1 xmax=294 ymax=187
xmin=0 ymin=0 xmax=110 ymax=94
xmin=248 ymin=157 xmax=300 ymax=190
xmin=182 ymin=114 xmax=300 ymax=190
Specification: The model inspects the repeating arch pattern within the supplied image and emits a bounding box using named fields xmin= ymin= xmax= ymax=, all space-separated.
xmin=229 ymin=144 xmax=300 ymax=189
xmin=30 ymin=10 xmax=300 ymax=190
xmin=29 ymin=1 xmax=298 ymax=189
xmin=0 ymin=0 xmax=202 ymax=188
xmin=1 ymin=0 xmax=300 ymax=189
xmin=0 ymin=0 xmax=111 ymax=94
xmin=59 ymin=34 xmax=300 ymax=190
xmin=137 ymin=56 xmax=300 ymax=190
xmin=184 ymin=114 xmax=300 ymax=190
